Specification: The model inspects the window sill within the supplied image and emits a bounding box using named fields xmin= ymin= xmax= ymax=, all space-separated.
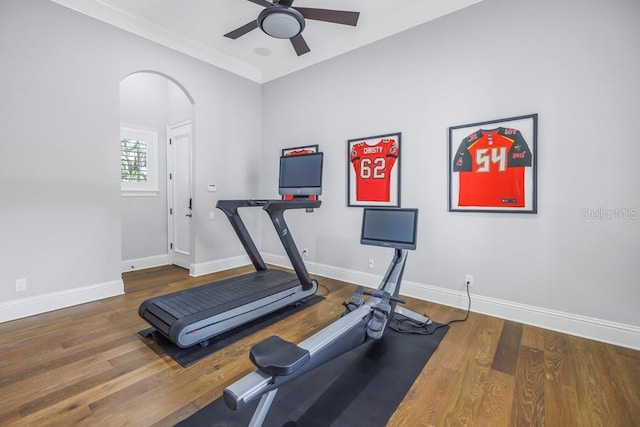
xmin=121 ymin=189 xmax=160 ymax=197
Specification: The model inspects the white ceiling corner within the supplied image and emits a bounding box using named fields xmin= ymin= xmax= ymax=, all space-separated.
xmin=50 ymin=0 xmax=483 ymax=83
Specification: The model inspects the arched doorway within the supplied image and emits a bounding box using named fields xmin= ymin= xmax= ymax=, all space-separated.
xmin=119 ymin=71 xmax=195 ymax=272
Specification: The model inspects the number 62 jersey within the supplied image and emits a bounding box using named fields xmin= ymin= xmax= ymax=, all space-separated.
xmin=350 ymin=138 xmax=399 ymax=202
xmin=453 ymin=127 xmax=532 ymax=207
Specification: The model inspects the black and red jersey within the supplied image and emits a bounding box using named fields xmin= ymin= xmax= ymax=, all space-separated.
xmin=453 ymin=127 xmax=532 ymax=207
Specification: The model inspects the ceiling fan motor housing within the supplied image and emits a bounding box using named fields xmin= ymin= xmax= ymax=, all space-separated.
xmin=258 ymin=6 xmax=306 ymax=39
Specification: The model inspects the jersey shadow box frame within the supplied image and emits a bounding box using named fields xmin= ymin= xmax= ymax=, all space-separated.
xmin=347 ymin=132 xmax=401 ymax=207
xmin=448 ymin=114 xmax=537 ymax=213
xmin=282 ymin=144 xmax=319 ymax=157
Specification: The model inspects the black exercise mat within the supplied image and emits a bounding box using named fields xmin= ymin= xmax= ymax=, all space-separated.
xmin=176 ymin=322 xmax=449 ymax=426
xmin=138 ymin=295 xmax=324 ymax=367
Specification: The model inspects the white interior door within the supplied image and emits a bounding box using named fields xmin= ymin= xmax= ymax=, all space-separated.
xmin=167 ymin=121 xmax=192 ymax=269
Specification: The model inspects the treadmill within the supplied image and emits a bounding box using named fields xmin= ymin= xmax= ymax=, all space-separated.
xmin=138 ymin=198 xmax=320 ymax=348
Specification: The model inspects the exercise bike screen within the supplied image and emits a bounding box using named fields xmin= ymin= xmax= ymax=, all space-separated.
xmin=360 ymin=208 xmax=418 ymax=250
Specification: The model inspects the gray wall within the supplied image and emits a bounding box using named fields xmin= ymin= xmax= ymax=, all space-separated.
xmin=0 ymin=0 xmax=261 ymax=305
xmin=260 ymin=0 xmax=640 ymax=328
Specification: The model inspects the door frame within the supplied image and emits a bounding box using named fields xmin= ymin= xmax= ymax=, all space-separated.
xmin=166 ymin=120 xmax=194 ymax=270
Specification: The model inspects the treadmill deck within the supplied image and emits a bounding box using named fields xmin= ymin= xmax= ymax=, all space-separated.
xmin=154 ymin=269 xmax=299 ymax=320
xmin=139 ymin=269 xmax=304 ymax=345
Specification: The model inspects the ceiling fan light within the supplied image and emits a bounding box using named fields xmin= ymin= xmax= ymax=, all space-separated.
xmin=258 ymin=7 xmax=305 ymax=39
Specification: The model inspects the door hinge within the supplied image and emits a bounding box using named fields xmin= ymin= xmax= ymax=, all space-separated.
xmin=169 ymin=208 xmax=173 ymax=215
xmin=169 ymin=138 xmax=172 ymax=145
xmin=170 ymin=243 xmax=173 ymax=250
xmin=169 ymin=173 xmax=172 ymax=180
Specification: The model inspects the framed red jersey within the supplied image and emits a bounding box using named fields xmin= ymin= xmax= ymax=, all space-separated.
xmin=348 ymin=132 xmax=401 ymax=207
xmin=449 ymin=114 xmax=537 ymax=213
xmin=282 ymin=144 xmax=318 ymax=157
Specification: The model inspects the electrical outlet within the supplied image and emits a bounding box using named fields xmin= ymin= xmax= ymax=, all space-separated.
xmin=368 ymin=258 xmax=374 ymax=268
xmin=465 ymin=274 xmax=474 ymax=287
xmin=15 ymin=278 xmax=27 ymax=292
xmin=302 ymin=248 xmax=309 ymax=257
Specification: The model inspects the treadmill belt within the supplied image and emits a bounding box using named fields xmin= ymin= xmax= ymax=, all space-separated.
xmin=153 ymin=269 xmax=299 ymax=320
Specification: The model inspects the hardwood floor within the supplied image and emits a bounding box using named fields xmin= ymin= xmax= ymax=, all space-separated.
xmin=0 ymin=265 xmax=638 ymax=426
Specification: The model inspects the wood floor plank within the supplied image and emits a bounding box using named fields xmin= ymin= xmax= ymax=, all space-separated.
xmin=12 ymin=339 xmax=155 ymax=419
xmin=0 ymin=265 xmax=638 ymax=426
xmin=0 ymin=358 xmax=113 ymax=415
xmin=521 ymin=324 xmax=545 ymax=351
xmin=543 ymin=327 xmax=569 ymax=355
xmin=543 ymin=344 xmax=580 ymax=426
xmin=441 ymin=315 xmax=502 ymax=426
xmin=616 ymin=344 xmax=640 ymax=361
xmin=4 ymin=401 xmax=95 ymax=427
xmin=152 ymin=402 xmax=199 ymax=427
xmin=591 ymin=341 xmax=637 ymax=426
xmin=617 ymin=352 xmax=640 ymax=426
xmin=566 ymin=335 xmax=613 ymax=426
xmin=0 ymin=332 xmax=139 ymax=388
xmin=511 ymin=345 xmax=545 ymax=426
xmin=87 ymin=363 xmax=174 ymax=415
xmin=477 ymin=369 xmax=515 ymax=427
xmin=491 ymin=320 xmax=523 ymax=376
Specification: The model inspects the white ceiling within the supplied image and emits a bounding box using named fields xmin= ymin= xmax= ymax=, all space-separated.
xmin=51 ymin=0 xmax=483 ymax=83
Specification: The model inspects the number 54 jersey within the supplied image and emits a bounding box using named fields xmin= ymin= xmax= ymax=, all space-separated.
xmin=350 ymin=138 xmax=399 ymax=202
xmin=453 ymin=127 xmax=532 ymax=207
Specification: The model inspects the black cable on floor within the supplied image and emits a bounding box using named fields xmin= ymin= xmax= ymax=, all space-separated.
xmin=317 ymin=283 xmax=331 ymax=297
xmin=389 ymin=281 xmax=471 ymax=335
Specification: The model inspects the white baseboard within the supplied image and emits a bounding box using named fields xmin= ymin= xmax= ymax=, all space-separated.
xmin=263 ymin=253 xmax=640 ymax=351
xmin=121 ymin=254 xmax=170 ymax=273
xmin=401 ymin=281 xmax=640 ymax=351
xmin=190 ymin=254 xmax=251 ymax=277
xmin=0 ymin=280 xmax=124 ymax=323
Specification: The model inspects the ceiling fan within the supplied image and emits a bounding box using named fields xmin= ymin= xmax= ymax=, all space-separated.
xmin=224 ymin=0 xmax=360 ymax=56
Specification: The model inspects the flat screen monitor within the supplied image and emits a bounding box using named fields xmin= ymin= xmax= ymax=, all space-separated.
xmin=278 ymin=152 xmax=323 ymax=197
xmin=360 ymin=208 xmax=418 ymax=250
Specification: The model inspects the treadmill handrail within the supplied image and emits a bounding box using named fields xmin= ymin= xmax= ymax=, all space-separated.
xmin=216 ymin=199 xmax=321 ymax=291
xmin=262 ymin=200 xmax=321 ymax=291
xmin=216 ymin=200 xmax=267 ymax=271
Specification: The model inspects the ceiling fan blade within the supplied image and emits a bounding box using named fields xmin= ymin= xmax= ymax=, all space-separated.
xmin=295 ymin=8 xmax=360 ymax=26
xmin=290 ymin=34 xmax=310 ymax=56
xmin=248 ymin=0 xmax=273 ymax=8
xmin=224 ymin=20 xmax=259 ymax=39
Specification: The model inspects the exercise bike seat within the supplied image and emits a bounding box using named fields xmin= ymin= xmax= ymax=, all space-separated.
xmin=250 ymin=335 xmax=310 ymax=377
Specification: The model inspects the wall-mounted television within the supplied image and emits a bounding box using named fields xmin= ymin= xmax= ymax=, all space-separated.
xmin=360 ymin=208 xmax=418 ymax=250
xmin=278 ymin=152 xmax=323 ymax=198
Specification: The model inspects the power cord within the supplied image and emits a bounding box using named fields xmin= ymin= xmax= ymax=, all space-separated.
xmin=389 ymin=281 xmax=471 ymax=335
xmin=317 ymin=283 xmax=331 ymax=297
